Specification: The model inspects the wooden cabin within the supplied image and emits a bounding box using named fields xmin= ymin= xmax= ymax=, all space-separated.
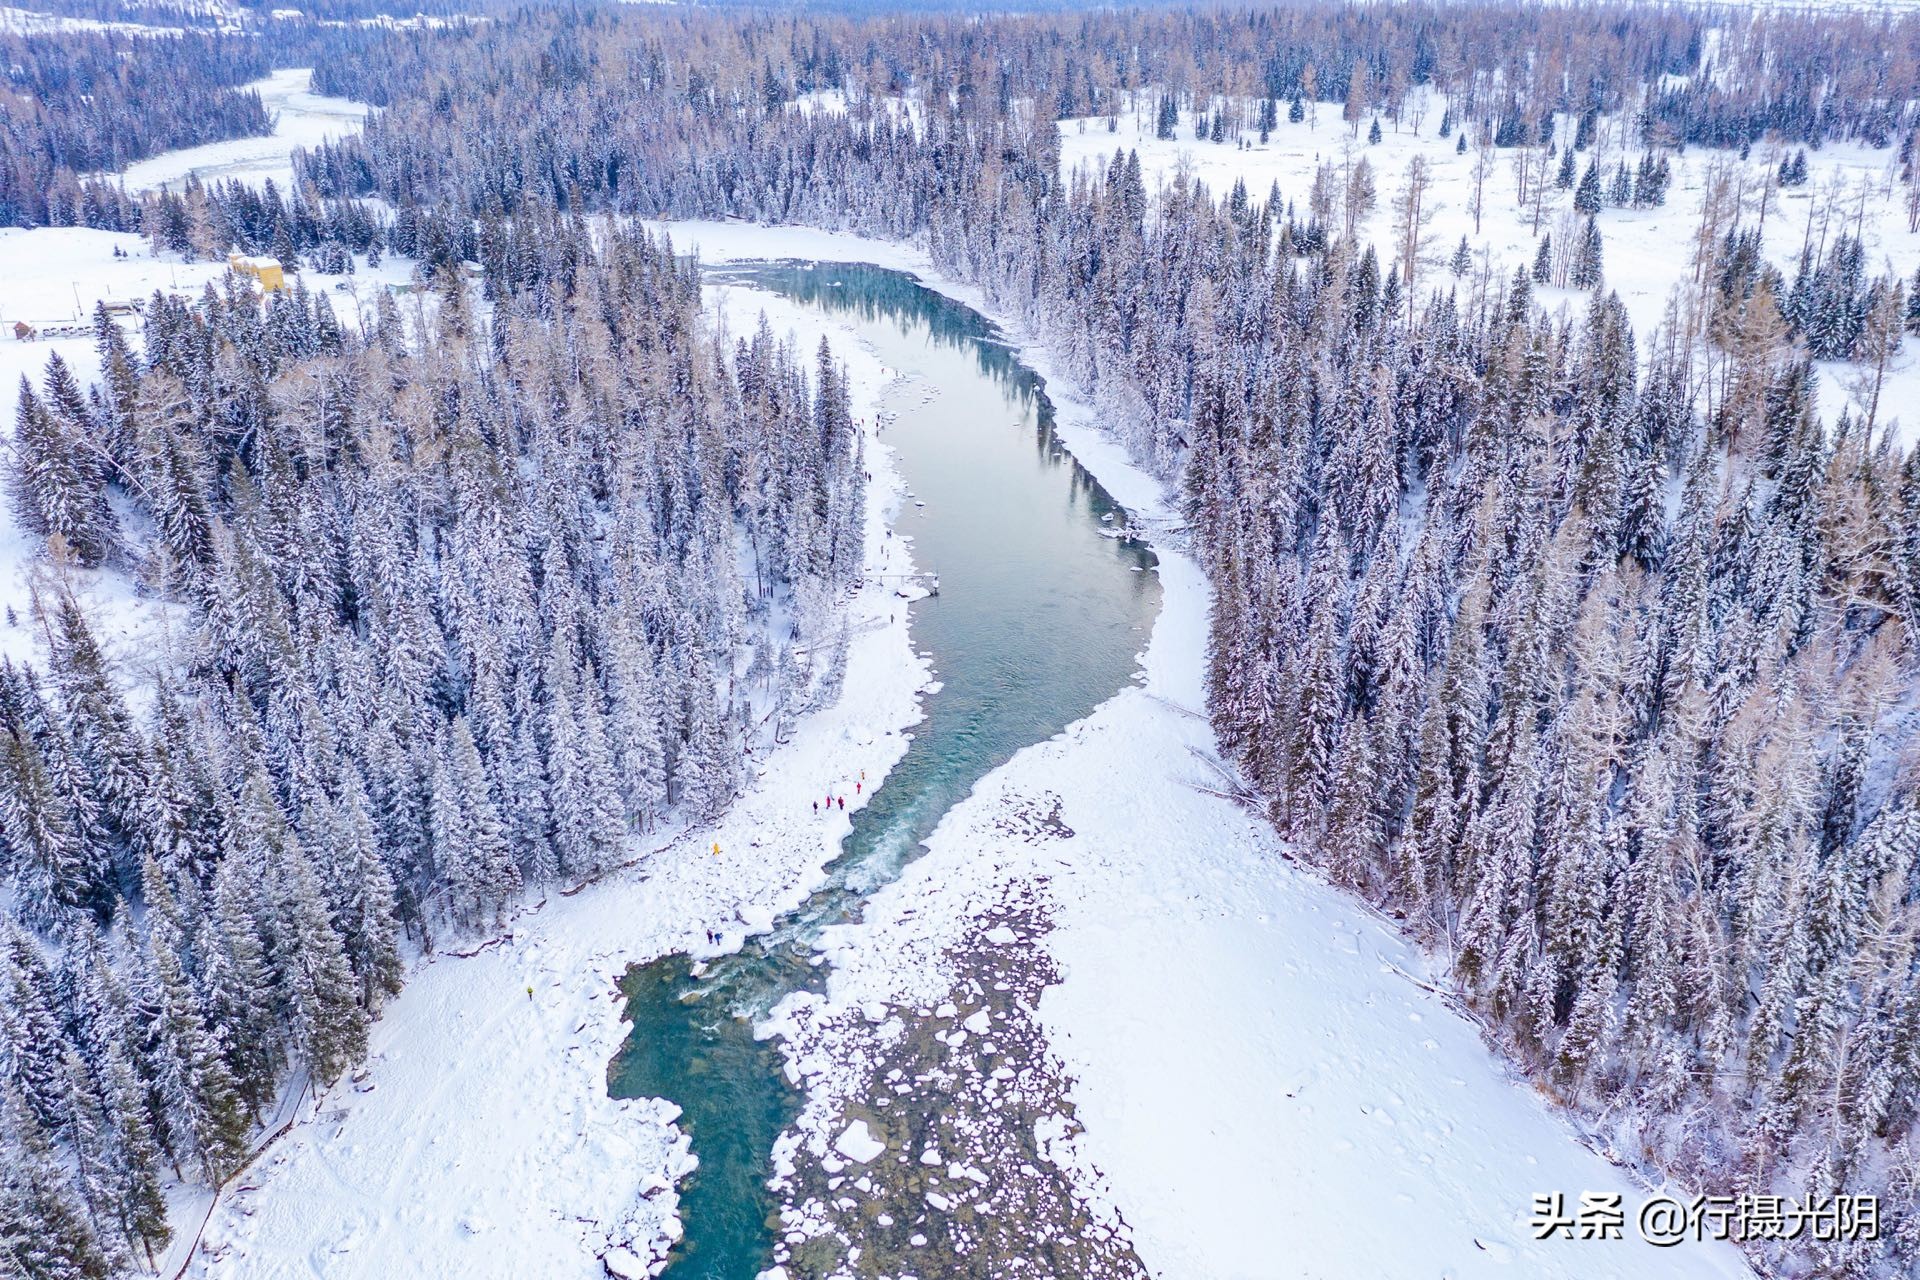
xmin=228 ymin=251 xmax=287 ymax=293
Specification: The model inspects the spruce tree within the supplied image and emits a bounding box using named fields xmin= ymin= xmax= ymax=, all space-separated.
xmin=96 ymin=1038 xmax=171 ymax=1264
xmin=272 ymin=832 xmax=368 ymax=1088
xmin=142 ymin=920 xmax=249 ymax=1181
xmin=329 ymin=772 xmax=404 ymax=1011
xmin=0 ymin=1087 xmax=111 ymax=1279
xmin=1573 ymin=160 xmax=1602 ymax=213
xmin=9 ymin=376 xmax=114 ymax=567
xmin=1572 ymin=218 xmax=1604 ymax=289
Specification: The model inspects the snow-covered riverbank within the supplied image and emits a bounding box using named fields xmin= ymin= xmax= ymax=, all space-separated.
xmin=119 ymin=67 xmax=369 ymax=195
xmin=653 ymin=219 xmax=1757 ymax=1280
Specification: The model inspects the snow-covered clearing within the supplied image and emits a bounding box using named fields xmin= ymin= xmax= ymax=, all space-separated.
xmin=786 ymin=89 xmax=849 ymax=118
xmin=0 ymin=6 xmax=184 ymax=35
xmin=172 ymin=280 xmax=932 ymax=1280
xmin=267 ymin=11 xmax=477 ymax=29
xmin=1061 ymin=90 xmax=1920 ymax=446
xmin=116 ymin=68 xmax=369 ymax=195
xmin=656 ymin=219 xmax=1755 ymax=1279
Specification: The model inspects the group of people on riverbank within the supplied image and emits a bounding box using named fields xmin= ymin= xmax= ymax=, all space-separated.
xmin=812 ymin=769 xmax=866 ymax=816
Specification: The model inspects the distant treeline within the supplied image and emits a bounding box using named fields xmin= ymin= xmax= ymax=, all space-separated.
xmin=0 ymin=29 xmax=271 ymax=227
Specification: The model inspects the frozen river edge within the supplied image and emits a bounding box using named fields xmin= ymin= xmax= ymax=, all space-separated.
xmin=658 ymin=220 xmax=1760 ymax=1280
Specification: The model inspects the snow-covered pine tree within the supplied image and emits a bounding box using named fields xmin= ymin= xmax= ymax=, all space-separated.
xmin=9 ymin=373 xmax=115 ymax=568
xmin=0 ymin=1085 xmax=111 ymax=1279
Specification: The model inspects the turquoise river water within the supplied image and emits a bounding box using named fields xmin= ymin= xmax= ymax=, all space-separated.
xmin=609 ymin=263 xmax=1161 ymax=1279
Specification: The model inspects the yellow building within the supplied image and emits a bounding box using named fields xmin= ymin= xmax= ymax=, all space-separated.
xmin=228 ymin=251 xmax=286 ymax=293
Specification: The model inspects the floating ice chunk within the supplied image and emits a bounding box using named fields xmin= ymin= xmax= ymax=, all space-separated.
xmin=834 ymin=1120 xmax=885 ymax=1164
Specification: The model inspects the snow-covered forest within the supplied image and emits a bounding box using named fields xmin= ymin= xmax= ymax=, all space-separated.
xmin=3 ymin=214 xmax=866 ymax=1270
xmin=9 ymin=0 xmax=1920 ymax=1276
xmin=282 ymin=12 xmax=1920 ymax=1270
xmin=0 ymin=28 xmax=273 ymax=227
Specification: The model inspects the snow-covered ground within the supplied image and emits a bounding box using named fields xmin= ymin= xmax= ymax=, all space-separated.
xmin=267 ymin=11 xmax=476 ymax=29
xmin=117 ymin=68 xmax=369 ymax=195
xmin=0 ymin=5 xmax=184 ymax=34
xmin=172 ymin=282 xmax=934 ymax=1280
xmin=1060 ymin=89 xmax=1920 ymax=446
xmin=649 ymin=220 xmax=1757 ymax=1278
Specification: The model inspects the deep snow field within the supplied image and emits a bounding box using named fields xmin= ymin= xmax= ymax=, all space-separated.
xmin=118 ymin=67 xmax=370 ymax=195
xmin=1059 ymin=88 xmax=1920 ymax=448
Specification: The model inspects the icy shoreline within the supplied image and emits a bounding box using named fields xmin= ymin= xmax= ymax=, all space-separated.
xmin=654 ymin=219 xmax=1757 ymax=1280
